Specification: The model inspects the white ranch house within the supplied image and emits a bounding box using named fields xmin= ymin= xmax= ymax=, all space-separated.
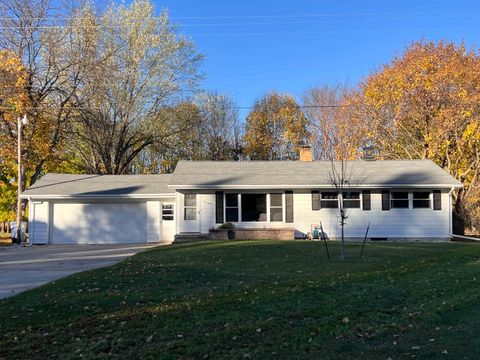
xmin=22 ymin=155 xmax=462 ymax=245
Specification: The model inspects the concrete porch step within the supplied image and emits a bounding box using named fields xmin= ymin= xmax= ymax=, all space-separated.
xmin=174 ymin=233 xmax=209 ymax=244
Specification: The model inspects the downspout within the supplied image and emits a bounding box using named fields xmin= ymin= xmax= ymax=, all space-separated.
xmin=448 ymin=187 xmax=454 ymax=236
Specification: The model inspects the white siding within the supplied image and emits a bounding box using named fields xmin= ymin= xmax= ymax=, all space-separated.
xmin=29 ymin=201 xmax=49 ymax=244
xmin=146 ymin=201 xmax=161 ymax=243
xmin=192 ymin=191 xmax=295 ymax=233
xmin=183 ymin=189 xmax=452 ymax=240
xmin=294 ymin=189 xmax=451 ymax=239
xmin=174 ymin=192 xmax=216 ymax=234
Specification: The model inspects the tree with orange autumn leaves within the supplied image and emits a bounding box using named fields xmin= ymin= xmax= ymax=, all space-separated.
xmin=243 ymin=92 xmax=310 ymax=160
xmin=346 ymin=40 xmax=480 ymax=233
xmin=0 ymin=49 xmax=75 ymax=220
xmin=0 ymin=50 xmax=28 ymax=220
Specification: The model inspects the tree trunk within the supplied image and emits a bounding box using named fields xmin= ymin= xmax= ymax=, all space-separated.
xmin=341 ymin=222 xmax=345 ymax=260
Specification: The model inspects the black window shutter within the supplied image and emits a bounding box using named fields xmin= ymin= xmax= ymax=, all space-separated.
xmin=312 ymin=191 xmax=320 ymax=210
xmin=381 ymin=191 xmax=390 ymax=211
xmin=285 ymin=191 xmax=294 ymax=223
xmin=215 ymin=191 xmax=224 ymax=223
xmin=433 ymin=190 xmax=442 ymax=210
xmin=362 ymin=190 xmax=371 ymax=210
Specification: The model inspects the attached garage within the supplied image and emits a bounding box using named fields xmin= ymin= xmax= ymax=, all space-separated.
xmin=22 ymin=174 xmax=176 ymax=245
xmin=51 ymin=202 xmax=147 ymax=244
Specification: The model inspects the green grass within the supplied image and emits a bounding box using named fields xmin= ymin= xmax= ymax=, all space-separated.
xmin=1 ymin=241 xmax=480 ymax=359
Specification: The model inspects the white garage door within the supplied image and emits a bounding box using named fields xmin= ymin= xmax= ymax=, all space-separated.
xmin=52 ymin=202 xmax=147 ymax=244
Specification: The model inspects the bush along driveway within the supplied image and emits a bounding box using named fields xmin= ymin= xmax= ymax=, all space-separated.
xmin=1 ymin=241 xmax=480 ymax=359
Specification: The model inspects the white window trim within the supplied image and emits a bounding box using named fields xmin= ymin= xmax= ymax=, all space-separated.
xmin=387 ymin=190 xmax=437 ymax=210
xmin=162 ymin=203 xmax=174 ymax=221
xmin=223 ymin=193 xmax=287 ymax=224
xmin=412 ymin=191 xmax=432 ymax=209
xmin=269 ymin=193 xmax=284 ymax=222
xmin=224 ymin=193 xmax=240 ymax=223
xmin=341 ymin=191 xmax=361 ymax=209
xmin=184 ymin=193 xmax=197 ymax=220
xmin=390 ymin=191 xmax=410 ymax=210
xmin=320 ymin=191 xmax=339 ymax=209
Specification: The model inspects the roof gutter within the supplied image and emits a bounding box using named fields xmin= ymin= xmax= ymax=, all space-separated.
xmin=168 ymin=184 xmax=464 ymax=190
xmin=20 ymin=193 xmax=175 ymax=200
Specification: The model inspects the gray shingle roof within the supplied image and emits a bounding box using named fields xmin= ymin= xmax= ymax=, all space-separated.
xmin=169 ymin=160 xmax=462 ymax=189
xmin=22 ymin=173 xmax=174 ymax=197
xmin=22 ymin=160 xmax=462 ymax=198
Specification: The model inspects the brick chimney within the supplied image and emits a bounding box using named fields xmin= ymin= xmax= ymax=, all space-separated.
xmin=299 ymin=145 xmax=313 ymax=162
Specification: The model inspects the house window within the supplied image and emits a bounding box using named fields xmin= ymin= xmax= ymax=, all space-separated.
xmin=391 ymin=192 xmax=409 ymax=208
xmin=225 ymin=193 xmax=239 ymax=222
xmin=343 ymin=192 xmax=360 ymax=208
xmin=184 ymin=194 xmax=196 ymax=220
xmin=270 ymin=193 xmax=283 ymax=222
xmin=413 ymin=192 xmax=431 ymax=208
xmin=321 ymin=192 xmax=338 ymax=208
xmin=241 ymin=194 xmax=267 ymax=222
xmin=162 ymin=204 xmax=174 ymax=221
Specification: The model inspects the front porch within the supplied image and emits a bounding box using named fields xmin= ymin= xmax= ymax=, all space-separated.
xmin=174 ymin=228 xmax=295 ymax=243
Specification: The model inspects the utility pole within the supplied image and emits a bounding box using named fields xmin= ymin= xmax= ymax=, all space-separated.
xmin=16 ymin=114 xmax=28 ymax=244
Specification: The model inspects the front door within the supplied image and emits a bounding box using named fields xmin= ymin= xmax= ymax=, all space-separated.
xmin=182 ymin=194 xmax=200 ymax=233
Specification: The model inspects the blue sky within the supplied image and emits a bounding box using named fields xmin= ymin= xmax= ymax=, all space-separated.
xmin=154 ymin=1 xmax=479 ymax=117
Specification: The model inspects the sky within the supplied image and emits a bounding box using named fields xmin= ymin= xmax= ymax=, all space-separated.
xmin=150 ymin=0 xmax=479 ymax=117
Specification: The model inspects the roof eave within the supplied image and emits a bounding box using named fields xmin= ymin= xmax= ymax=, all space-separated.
xmin=21 ymin=193 xmax=175 ymax=200
xmin=168 ymin=184 xmax=463 ymax=190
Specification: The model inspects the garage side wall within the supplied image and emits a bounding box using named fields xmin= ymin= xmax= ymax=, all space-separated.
xmin=29 ymin=201 xmax=49 ymax=244
xmin=146 ymin=200 xmax=161 ymax=243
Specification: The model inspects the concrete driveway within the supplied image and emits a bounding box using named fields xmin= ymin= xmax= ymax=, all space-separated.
xmin=0 ymin=244 xmax=158 ymax=299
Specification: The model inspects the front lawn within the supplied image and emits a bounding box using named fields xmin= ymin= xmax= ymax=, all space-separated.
xmin=1 ymin=241 xmax=480 ymax=359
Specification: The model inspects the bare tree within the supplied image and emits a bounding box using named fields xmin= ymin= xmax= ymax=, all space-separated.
xmin=327 ymin=154 xmax=364 ymax=259
xmin=133 ymin=102 xmax=203 ymax=174
xmin=196 ymin=92 xmax=243 ymax=160
xmin=303 ymin=84 xmax=366 ymax=160
xmin=327 ymin=160 xmax=348 ymax=259
xmin=133 ymin=93 xmax=242 ymax=174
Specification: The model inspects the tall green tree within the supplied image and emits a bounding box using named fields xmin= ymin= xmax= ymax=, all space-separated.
xmin=243 ymin=92 xmax=310 ymax=160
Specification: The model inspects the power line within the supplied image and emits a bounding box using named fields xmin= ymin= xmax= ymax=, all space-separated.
xmin=0 ymin=104 xmax=351 ymax=111
xmin=0 ymin=12 xmax=480 ymax=28
xmin=0 ymin=10 xmax=477 ymax=21
xmin=169 ymin=10 xmax=480 ymax=20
